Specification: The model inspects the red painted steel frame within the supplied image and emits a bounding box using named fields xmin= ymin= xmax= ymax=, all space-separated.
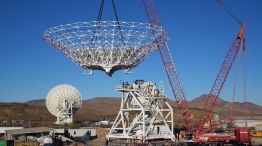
xmin=196 ymin=24 xmax=246 ymax=140
xmin=142 ymin=0 xmax=193 ymax=133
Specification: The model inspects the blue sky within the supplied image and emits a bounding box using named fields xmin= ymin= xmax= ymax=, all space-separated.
xmin=0 ymin=0 xmax=261 ymax=105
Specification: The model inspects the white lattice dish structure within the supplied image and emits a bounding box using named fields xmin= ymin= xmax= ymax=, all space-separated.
xmin=44 ymin=21 xmax=166 ymax=76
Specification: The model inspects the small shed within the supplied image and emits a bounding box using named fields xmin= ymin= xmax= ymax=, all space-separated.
xmin=5 ymin=127 xmax=54 ymax=140
xmin=0 ymin=127 xmax=23 ymax=134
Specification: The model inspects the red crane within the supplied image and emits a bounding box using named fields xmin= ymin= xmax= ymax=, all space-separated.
xmin=141 ymin=1 xmax=249 ymax=144
xmin=142 ymin=0 xmax=194 ymax=133
xmin=195 ymin=0 xmax=247 ymax=141
xmin=196 ymin=23 xmax=246 ymax=140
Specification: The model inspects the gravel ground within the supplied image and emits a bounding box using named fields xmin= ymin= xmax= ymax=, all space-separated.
xmin=252 ymin=137 xmax=262 ymax=146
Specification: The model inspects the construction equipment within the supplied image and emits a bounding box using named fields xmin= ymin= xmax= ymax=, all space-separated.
xmin=251 ymin=131 xmax=262 ymax=138
xmin=196 ymin=23 xmax=246 ymax=140
xmin=142 ymin=0 xmax=251 ymax=145
xmin=142 ymin=1 xmax=248 ymax=143
xmin=142 ymin=0 xmax=194 ymax=135
xmin=235 ymin=127 xmax=252 ymax=144
xmin=142 ymin=0 xmax=252 ymax=145
xmin=194 ymin=1 xmax=252 ymax=145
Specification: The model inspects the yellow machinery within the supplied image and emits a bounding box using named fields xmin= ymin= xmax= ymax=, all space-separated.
xmin=251 ymin=131 xmax=262 ymax=137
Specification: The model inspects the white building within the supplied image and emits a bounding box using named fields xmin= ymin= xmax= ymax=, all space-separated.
xmin=54 ymin=127 xmax=96 ymax=137
xmin=0 ymin=127 xmax=23 ymax=134
xmin=234 ymin=120 xmax=262 ymax=130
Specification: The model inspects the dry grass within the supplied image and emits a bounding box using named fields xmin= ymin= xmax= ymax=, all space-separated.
xmin=14 ymin=141 xmax=39 ymax=146
xmin=252 ymin=137 xmax=262 ymax=146
xmin=96 ymin=127 xmax=109 ymax=140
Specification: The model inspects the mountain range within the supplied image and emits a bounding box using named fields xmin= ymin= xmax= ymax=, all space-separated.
xmin=0 ymin=95 xmax=261 ymax=126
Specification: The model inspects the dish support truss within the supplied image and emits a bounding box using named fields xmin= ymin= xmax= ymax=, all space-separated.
xmin=107 ymin=81 xmax=176 ymax=142
xmin=56 ymin=100 xmax=73 ymax=124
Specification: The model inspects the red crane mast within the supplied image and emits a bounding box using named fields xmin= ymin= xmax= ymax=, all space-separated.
xmin=196 ymin=24 xmax=246 ymax=140
xmin=142 ymin=0 xmax=193 ymax=133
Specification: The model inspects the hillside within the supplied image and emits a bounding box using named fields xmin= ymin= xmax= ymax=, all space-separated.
xmin=0 ymin=102 xmax=52 ymax=121
xmin=189 ymin=94 xmax=262 ymax=116
xmin=24 ymin=97 xmax=122 ymax=121
xmin=0 ymin=102 xmax=55 ymax=127
xmin=74 ymin=97 xmax=121 ymax=121
xmin=0 ymin=95 xmax=261 ymax=127
xmin=25 ymin=99 xmax=46 ymax=107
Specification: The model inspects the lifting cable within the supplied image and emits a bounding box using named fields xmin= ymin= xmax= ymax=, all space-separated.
xmin=242 ymin=38 xmax=248 ymax=127
xmin=230 ymin=38 xmax=247 ymax=127
xmin=111 ymin=0 xmax=126 ymax=46
xmin=216 ymin=0 xmax=243 ymax=26
xmin=91 ymin=0 xmax=105 ymax=44
xmin=97 ymin=0 xmax=105 ymax=21
xmin=91 ymin=0 xmax=125 ymax=46
xmin=230 ymin=49 xmax=240 ymax=119
xmin=217 ymin=0 xmax=248 ymax=125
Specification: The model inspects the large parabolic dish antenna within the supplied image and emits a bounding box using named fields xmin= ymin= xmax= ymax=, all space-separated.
xmin=46 ymin=84 xmax=82 ymax=124
xmin=44 ymin=21 xmax=166 ymax=76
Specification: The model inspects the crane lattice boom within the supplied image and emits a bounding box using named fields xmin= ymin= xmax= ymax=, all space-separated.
xmin=142 ymin=0 xmax=193 ymax=133
xmin=196 ymin=24 xmax=246 ymax=139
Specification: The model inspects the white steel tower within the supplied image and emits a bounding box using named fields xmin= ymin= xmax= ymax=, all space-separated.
xmin=107 ymin=80 xmax=176 ymax=142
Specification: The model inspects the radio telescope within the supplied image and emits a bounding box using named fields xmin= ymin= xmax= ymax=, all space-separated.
xmin=43 ymin=21 xmax=166 ymax=76
xmin=46 ymin=84 xmax=82 ymax=124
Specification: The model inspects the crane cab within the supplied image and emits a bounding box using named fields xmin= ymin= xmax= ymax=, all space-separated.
xmin=235 ymin=127 xmax=252 ymax=145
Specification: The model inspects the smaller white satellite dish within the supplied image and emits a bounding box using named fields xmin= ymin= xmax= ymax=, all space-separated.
xmin=46 ymin=84 xmax=82 ymax=124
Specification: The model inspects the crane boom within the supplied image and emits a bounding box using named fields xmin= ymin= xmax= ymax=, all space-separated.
xmin=196 ymin=24 xmax=246 ymax=139
xmin=142 ymin=0 xmax=193 ymax=133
